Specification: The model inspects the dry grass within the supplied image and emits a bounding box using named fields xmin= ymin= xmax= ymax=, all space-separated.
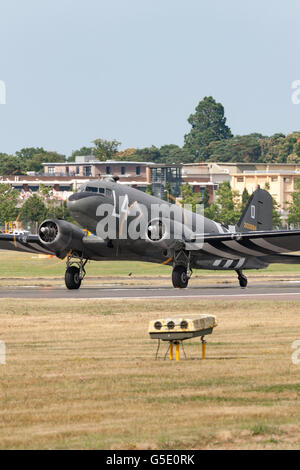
xmin=1 ymin=298 xmax=300 ymax=449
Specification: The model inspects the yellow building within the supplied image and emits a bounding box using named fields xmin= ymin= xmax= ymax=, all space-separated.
xmin=230 ymin=164 xmax=300 ymax=221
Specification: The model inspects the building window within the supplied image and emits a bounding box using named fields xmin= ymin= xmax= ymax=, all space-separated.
xmin=106 ymin=166 xmax=111 ymax=175
xmin=121 ymin=166 xmax=126 ymax=175
xmin=48 ymin=166 xmax=55 ymax=174
xmin=150 ymin=167 xmax=165 ymax=183
xmin=76 ymin=166 xmax=80 ymax=175
xmin=271 ymin=176 xmax=278 ymax=182
xmin=237 ymin=177 xmax=244 ymax=182
xmin=83 ymin=166 xmax=92 ymax=177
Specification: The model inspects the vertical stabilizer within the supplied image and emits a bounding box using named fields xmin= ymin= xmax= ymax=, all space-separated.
xmin=236 ymin=188 xmax=273 ymax=232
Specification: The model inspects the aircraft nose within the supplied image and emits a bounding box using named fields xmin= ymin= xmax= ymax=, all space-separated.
xmin=68 ymin=192 xmax=84 ymax=202
xmin=67 ymin=192 xmax=85 ymax=212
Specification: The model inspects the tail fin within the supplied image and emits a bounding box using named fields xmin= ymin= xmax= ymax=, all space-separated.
xmin=236 ymin=188 xmax=273 ymax=232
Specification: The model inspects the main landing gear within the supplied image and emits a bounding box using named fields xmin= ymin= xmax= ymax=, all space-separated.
xmin=172 ymin=251 xmax=192 ymax=288
xmin=65 ymin=253 xmax=88 ymax=290
xmin=172 ymin=265 xmax=189 ymax=288
xmin=236 ymin=269 xmax=248 ymax=288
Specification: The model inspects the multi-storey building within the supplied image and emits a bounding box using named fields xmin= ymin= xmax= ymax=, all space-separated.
xmin=43 ymin=156 xmax=183 ymax=199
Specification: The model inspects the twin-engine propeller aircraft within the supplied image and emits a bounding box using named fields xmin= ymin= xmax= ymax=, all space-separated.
xmin=1 ymin=177 xmax=300 ymax=290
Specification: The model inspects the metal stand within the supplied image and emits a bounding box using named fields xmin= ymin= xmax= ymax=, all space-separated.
xmin=158 ymin=340 xmax=187 ymax=361
xmin=201 ymin=336 xmax=206 ymax=360
xmin=154 ymin=337 xmax=207 ymax=361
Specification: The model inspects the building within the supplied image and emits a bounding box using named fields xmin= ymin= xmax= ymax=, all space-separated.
xmin=43 ymin=156 xmax=183 ymax=199
xmin=0 ymin=175 xmax=99 ymax=201
xmin=181 ymin=163 xmax=231 ymax=204
xmin=182 ymin=162 xmax=300 ymax=219
xmin=230 ymin=164 xmax=300 ymax=220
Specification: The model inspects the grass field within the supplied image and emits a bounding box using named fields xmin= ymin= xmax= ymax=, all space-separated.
xmin=1 ymin=298 xmax=300 ymax=449
xmin=1 ymin=250 xmax=300 ymax=449
xmin=0 ymin=250 xmax=300 ymax=283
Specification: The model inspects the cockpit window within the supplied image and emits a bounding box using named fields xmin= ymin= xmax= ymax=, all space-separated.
xmin=86 ymin=186 xmax=98 ymax=193
xmin=77 ymin=184 xmax=107 ymax=195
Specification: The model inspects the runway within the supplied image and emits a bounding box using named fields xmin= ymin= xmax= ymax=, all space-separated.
xmin=1 ymin=282 xmax=300 ymax=300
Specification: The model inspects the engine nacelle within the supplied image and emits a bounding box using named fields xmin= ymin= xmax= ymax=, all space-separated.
xmin=38 ymin=219 xmax=85 ymax=259
xmin=145 ymin=218 xmax=193 ymax=250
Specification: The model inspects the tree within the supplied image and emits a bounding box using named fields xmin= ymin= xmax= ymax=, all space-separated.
xmin=184 ymin=96 xmax=232 ymax=159
xmin=271 ymin=198 xmax=282 ymax=228
xmin=241 ymin=188 xmax=250 ymax=210
xmin=206 ymin=134 xmax=262 ymax=163
xmin=159 ymin=145 xmax=194 ymax=164
xmin=93 ymin=139 xmax=121 ymax=161
xmin=164 ymin=182 xmax=172 ymax=201
xmin=20 ymin=194 xmax=47 ymax=225
xmin=129 ymin=146 xmax=162 ymax=163
xmin=180 ymin=183 xmax=202 ymax=213
xmin=26 ymin=151 xmax=65 ymax=173
xmin=38 ymin=185 xmax=75 ymax=223
xmin=202 ymin=188 xmax=210 ymax=209
xmin=70 ymin=146 xmax=94 ymax=161
xmin=16 ymin=147 xmax=46 ymax=160
xmin=0 ymin=184 xmax=19 ymax=224
xmin=115 ymin=148 xmax=137 ymax=161
xmin=0 ymin=154 xmax=26 ymax=175
xmin=205 ymin=181 xmax=241 ymax=225
xmin=287 ymin=179 xmax=300 ymax=226
xmin=264 ymin=183 xmax=282 ymax=228
xmin=146 ymin=184 xmax=153 ymax=195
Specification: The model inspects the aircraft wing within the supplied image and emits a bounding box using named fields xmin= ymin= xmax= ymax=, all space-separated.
xmin=185 ymin=230 xmax=300 ymax=259
xmin=0 ymin=233 xmax=55 ymax=255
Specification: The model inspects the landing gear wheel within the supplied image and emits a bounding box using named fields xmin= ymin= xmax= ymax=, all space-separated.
xmin=172 ymin=265 xmax=189 ymax=288
xmin=238 ymin=274 xmax=248 ymax=288
xmin=65 ymin=266 xmax=82 ymax=290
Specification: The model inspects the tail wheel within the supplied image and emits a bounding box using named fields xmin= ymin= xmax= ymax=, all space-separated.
xmin=238 ymin=274 xmax=248 ymax=288
xmin=172 ymin=265 xmax=189 ymax=288
xmin=65 ymin=266 xmax=82 ymax=290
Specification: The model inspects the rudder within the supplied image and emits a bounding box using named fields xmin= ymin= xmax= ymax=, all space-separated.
xmin=236 ymin=188 xmax=273 ymax=232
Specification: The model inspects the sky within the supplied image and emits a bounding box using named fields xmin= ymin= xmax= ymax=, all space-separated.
xmin=0 ymin=0 xmax=300 ymax=156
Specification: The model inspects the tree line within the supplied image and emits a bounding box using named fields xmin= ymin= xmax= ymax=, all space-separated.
xmin=1 ymin=96 xmax=300 ymax=175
